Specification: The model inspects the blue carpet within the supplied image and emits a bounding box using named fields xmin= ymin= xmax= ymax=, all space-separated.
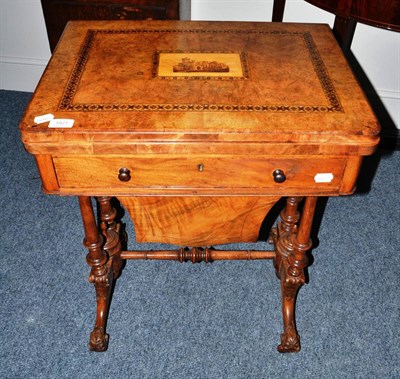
xmin=1 ymin=90 xmax=399 ymax=378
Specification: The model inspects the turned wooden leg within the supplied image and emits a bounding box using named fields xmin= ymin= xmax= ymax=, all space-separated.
xmin=79 ymin=196 xmax=112 ymax=352
xmin=273 ymin=197 xmax=302 ymax=278
xmin=275 ymin=196 xmax=317 ymax=353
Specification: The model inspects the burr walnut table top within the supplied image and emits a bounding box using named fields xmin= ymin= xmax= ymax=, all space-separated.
xmin=21 ymin=20 xmax=379 ymax=160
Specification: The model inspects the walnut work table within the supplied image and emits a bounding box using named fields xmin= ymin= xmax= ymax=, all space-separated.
xmin=20 ymin=21 xmax=380 ymax=353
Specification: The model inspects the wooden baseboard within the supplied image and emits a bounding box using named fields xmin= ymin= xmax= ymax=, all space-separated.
xmin=0 ymin=56 xmax=48 ymax=92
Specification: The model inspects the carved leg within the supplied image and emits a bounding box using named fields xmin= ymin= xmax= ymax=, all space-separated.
xmin=97 ymin=197 xmax=124 ymax=280
xmin=273 ymin=197 xmax=302 ymax=278
xmin=278 ymin=266 xmax=302 ymax=353
xmin=276 ymin=196 xmax=318 ymax=353
xmin=79 ymin=196 xmax=112 ymax=352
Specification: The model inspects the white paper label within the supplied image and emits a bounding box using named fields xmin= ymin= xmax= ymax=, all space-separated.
xmin=48 ymin=119 xmax=75 ymax=128
xmin=34 ymin=113 xmax=54 ymax=124
xmin=314 ymin=173 xmax=334 ymax=183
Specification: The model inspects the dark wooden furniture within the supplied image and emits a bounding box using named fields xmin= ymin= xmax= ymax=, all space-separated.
xmin=272 ymin=0 xmax=400 ymax=49
xmin=20 ymin=20 xmax=380 ymax=353
xmin=40 ymin=0 xmax=180 ymax=51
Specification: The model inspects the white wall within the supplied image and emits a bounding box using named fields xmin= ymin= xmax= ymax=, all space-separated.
xmin=1 ymin=0 xmax=399 ymax=129
xmin=0 ymin=0 xmax=51 ymax=92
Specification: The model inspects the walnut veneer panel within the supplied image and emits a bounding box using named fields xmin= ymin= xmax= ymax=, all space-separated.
xmin=119 ymin=196 xmax=281 ymax=245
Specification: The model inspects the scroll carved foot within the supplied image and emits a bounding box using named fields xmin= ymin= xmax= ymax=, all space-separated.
xmin=89 ymin=327 xmax=109 ymax=352
xmin=278 ymin=323 xmax=301 ymax=353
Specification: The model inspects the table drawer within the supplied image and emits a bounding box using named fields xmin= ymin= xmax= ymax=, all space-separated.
xmin=53 ymin=155 xmax=347 ymax=191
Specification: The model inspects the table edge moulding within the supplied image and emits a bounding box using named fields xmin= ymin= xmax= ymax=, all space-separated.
xmin=19 ymin=20 xmax=380 ymax=353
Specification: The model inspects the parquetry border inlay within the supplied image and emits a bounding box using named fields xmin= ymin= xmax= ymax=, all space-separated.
xmin=58 ymin=29 xmax=343 ymax=113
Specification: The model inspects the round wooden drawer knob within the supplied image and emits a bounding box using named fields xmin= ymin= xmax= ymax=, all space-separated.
xmin=273 ymin=169 xmax=286 ymax=183
xmin=118 ymin=167 xmax=131 ymax=182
